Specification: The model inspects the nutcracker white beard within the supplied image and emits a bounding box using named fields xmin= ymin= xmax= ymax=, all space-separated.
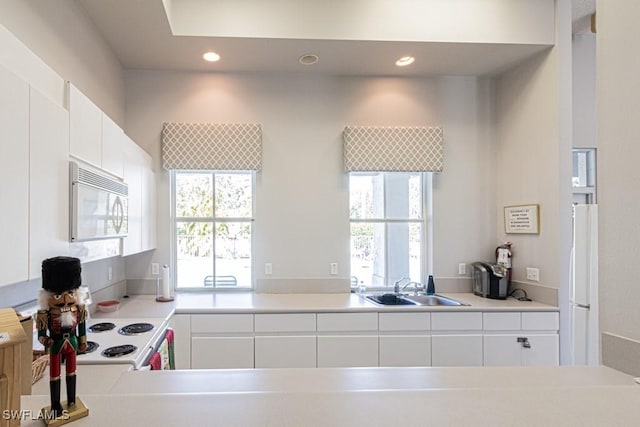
xmin=61 ymin=310 xmax=74 ymax=328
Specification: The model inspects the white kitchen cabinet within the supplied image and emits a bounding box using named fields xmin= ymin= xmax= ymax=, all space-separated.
xmin=255 ymin=336 xmax=316 ymax=368
xmin=483 ymin=312 xmax=559 ymax=366
xmin=190 ymin=313 xmax=254 ymax=369
xmin=317 ymin=312 xmax=377 ymax=332
xmin=191 ymin=336 xmax=254 ymax=369
xmin=431 ymin=335 xmax=483 ymax=366
xmin=141 ymin=167 xmax=156 ymax=251
xmin=379 ymin=335 xmax=431 ymax=367
xmin=483 ymin=334 xmax=559 ymax=366
xmin=254 ymin=314 xmax=317 ymax=368
xmin=28 ymin=87 xmax=70 ymax=278
xmin=317 ymin=335 xmax=378 ymax=367
xmin=122 ymin=136 xmax=155 ymax=256
xmin=101 ymin=112 xmax=124 ymax=178
xmin=68 ymin=83 xmax=102 ymax=168
xmin=0 ymin=65 xmax=29 ymax=287
xmin=378 ymin=312 xmax=431 ymax=367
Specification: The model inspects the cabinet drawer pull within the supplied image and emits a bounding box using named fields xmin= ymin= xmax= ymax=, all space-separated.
xmin=517 ymin=337 xmax=531 ymax=348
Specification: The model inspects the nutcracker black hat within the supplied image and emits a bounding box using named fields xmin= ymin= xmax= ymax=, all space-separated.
xmin=41 ymin=256 xmax=82 ymax=293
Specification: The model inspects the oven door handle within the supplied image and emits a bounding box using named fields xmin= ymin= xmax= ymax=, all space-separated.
xmin=139 ymin=346 xmax=155 ymax=370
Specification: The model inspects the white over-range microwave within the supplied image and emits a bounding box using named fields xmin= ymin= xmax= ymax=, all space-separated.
xmin=70 ymin=161 xmax=128 ymax=242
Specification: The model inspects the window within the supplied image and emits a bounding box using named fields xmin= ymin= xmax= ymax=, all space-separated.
xmin=349 ymin=172 xmax=429 ymax=289
xmin=572 ymin=148 xmax=596 ymax=204
xmin=172 ymin=171 xmax=254 ymax=289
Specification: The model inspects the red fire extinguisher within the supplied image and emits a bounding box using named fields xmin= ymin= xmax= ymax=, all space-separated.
xmin=496 ymin=242 xmax=513 ymax=286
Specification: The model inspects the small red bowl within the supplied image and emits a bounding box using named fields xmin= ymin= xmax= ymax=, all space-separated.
xmin=96 ymin=300 xmax=120 ymax=313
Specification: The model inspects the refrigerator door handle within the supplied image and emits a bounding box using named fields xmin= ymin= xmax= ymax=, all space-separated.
xmin=575 ymin=303 xmax=591 ymax=309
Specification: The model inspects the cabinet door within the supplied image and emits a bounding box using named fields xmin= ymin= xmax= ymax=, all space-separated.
xmin=431 ymin=335 xmax=483 ymax=366
xmin=191 ymin=337 xmax=254 ymax=369
xmin=28 ymin=87 xmax=70 ymax=278
xmin=68 ymin=83 xmax=102 ymax=167
xmin=522 ymin=334 xmax=559 ymax=366
xmin=101 ymin=113 xmax=124 ymax=178
xmin=255 ymin=336 xmax=316 ymax=368
xmin=483 ymin=335 xmax=521 ymax=366
xmin=379 ymin=335 xmax=431 ymax=367
xmin=141 ymin=167 xmax=156 ymax=251
xmin=317 ymin=335 xmax=378 ymax=367
xmin=0 ymin=66 xmax=29 ymax=287
xmin=122 ymin=136 xmax=142 ymax=255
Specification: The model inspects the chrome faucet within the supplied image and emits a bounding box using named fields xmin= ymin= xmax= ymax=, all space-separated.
xmin=403 ymin=281 xmax=426 ymax=295
xmin=393 ymin=277 xmax=410 ymax=293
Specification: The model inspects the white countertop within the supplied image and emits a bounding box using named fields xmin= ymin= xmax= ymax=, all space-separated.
xmin=90 ymin=294 xmax=175 ymax=320
xmin=173 ymin=292 xmax=557 ymax=313
xmin=20 ymin=366 xmax=639 ymax=426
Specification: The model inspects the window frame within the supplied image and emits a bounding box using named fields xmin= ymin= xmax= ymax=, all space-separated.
xmin=170 ymin=169 xmax=256 ymax=292
xmin=348 ymin=171 xmax=432 ymax=291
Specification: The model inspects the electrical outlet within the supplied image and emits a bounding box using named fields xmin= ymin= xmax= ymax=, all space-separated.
xmin=265 ymin=263 xmax=272 ymax=275
xmin=458 ymin=263 xmax=466 ymax=275
xmin=526 ymin=267 xmax=540 ymax=282
xmin=330 ymin=263 xmax=338 ymax=275
xmin=151 ymin=263 xmax=160 ymax=275
xmin=108 ymin=266 xmax=113 ymax=281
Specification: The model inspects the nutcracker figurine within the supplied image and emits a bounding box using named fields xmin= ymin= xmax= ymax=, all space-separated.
xmin=36 ymin=256 xmax=88 ymax=418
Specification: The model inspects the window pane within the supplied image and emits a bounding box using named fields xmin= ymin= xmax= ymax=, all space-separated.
xmin=386 ymin=173 xmax=422 ymax=219
xmin=215 ymin=173 xmax=252 ymax=218
xmin=387 ymin=222 xmax=422 ymax=286
xmin=349 ymin=173 xmax=384 ymax=219
xmin=176 ymin=222 xmax=213 ymax=288
xmin=214 ymin=222 xmax=252 ymax=288
xmin=176 ymin=173 xmax=213 ymax=217
xmin=350 ymin=223 xmax=385 ymax=287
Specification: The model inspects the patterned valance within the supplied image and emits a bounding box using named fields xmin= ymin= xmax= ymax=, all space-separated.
xmin=162 ymin=122 xmax=262 ymax=170
xmin=343 ymin=126 xmax=443 ymax=172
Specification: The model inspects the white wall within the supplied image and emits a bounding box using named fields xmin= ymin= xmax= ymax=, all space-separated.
xmin=0 ymin=0 xmax=126 ymax=124
xmin=597 ymin=0 xmax=640 ymax=374
xmin=124 ymin=71 xmax=496 ymax=287
xmin=573 ymin=33 xmax=597 ymax=149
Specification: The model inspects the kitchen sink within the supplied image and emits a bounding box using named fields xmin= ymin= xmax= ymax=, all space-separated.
xmin=403 ymin=294 xmax=467 ymax=306
xmin=366 ymin=293 xmax=467 ymax=306
xmin=366 ymin=294 xmax=417 ymax=305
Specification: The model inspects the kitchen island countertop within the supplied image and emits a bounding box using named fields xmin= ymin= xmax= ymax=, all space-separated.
xmin=20 ymin=366 xmax=638 ymax=426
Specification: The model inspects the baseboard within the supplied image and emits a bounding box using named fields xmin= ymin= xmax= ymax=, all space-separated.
xmin=601 ymin=332 xmax=640 ymax=376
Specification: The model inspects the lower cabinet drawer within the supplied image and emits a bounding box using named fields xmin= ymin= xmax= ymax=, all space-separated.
xmin=431 ymin=334 xmax=483 ymax=366
xmin=254 ymin=336 xmax=317 ymax=368
xmin=317 ymin=335 xmax=378 ymax=367
xmin=191 ymin=337 xmax=254 ymax=369
xmin=379 ymin=335 xmax=431 ymax=367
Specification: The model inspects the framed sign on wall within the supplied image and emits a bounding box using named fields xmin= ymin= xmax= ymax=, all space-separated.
xmin=504 ymin=204 xmax=540 ymax=234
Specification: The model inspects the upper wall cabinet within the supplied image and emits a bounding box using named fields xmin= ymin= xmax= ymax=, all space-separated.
xmin=101 ymin=113 xmax=124 ymax=178
xmin=29 ymin=87 xmax=71 ymax=279
xmin=123 ymin=136 xmax=156 ymax=256
xmin=68 ymin=83 xmax=124 ymax=179
xmin=0 ymin=66 xmax=29 ymax=288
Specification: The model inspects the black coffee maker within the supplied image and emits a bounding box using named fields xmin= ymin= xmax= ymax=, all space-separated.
xmin=471 ymin=262 xmax=509 ymax=299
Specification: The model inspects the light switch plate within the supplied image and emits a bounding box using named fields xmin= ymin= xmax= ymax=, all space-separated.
xmin=265 ymin=263 xmax=272 ymax=275
xmin=330 ymin=263 xmax=338 ymax=275
xmin=526 ymin=267 xmax=540 ymax=282
xmin=458 ymin=263 xmax=466 ymax=275
xmin=151 ymin=263 xmax=159 ymax=275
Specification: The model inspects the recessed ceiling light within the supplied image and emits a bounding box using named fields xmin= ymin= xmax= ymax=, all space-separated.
xmin=395 ymin=56 xmax=415 ymax=67
xmin=203 ymin=51 xmax=221 ymax=62
xmin=299 ymin=54 xmax=319 ymax=65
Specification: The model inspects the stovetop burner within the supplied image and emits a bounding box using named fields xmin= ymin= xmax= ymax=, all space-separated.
xmin=79 ymin=341 xmax=99 ymax=354
xmin=88 ymin=322 xmax=116 ymax=333
xmin=119 ymin=323 xmax=154 ymax=335
xmin=101 ymin=344 xmax=137 ymax=358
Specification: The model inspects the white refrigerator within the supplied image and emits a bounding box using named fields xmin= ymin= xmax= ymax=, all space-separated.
xmin=570 ymin=204 xmax=599 ymax=365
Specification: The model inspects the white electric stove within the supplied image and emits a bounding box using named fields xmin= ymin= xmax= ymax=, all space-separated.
xmin=79 ymin=317 xmax=169 ymax=369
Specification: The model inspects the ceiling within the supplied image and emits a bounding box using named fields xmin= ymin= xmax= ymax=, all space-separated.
xmin=77 ymin=0 xmax=594 ymax=77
